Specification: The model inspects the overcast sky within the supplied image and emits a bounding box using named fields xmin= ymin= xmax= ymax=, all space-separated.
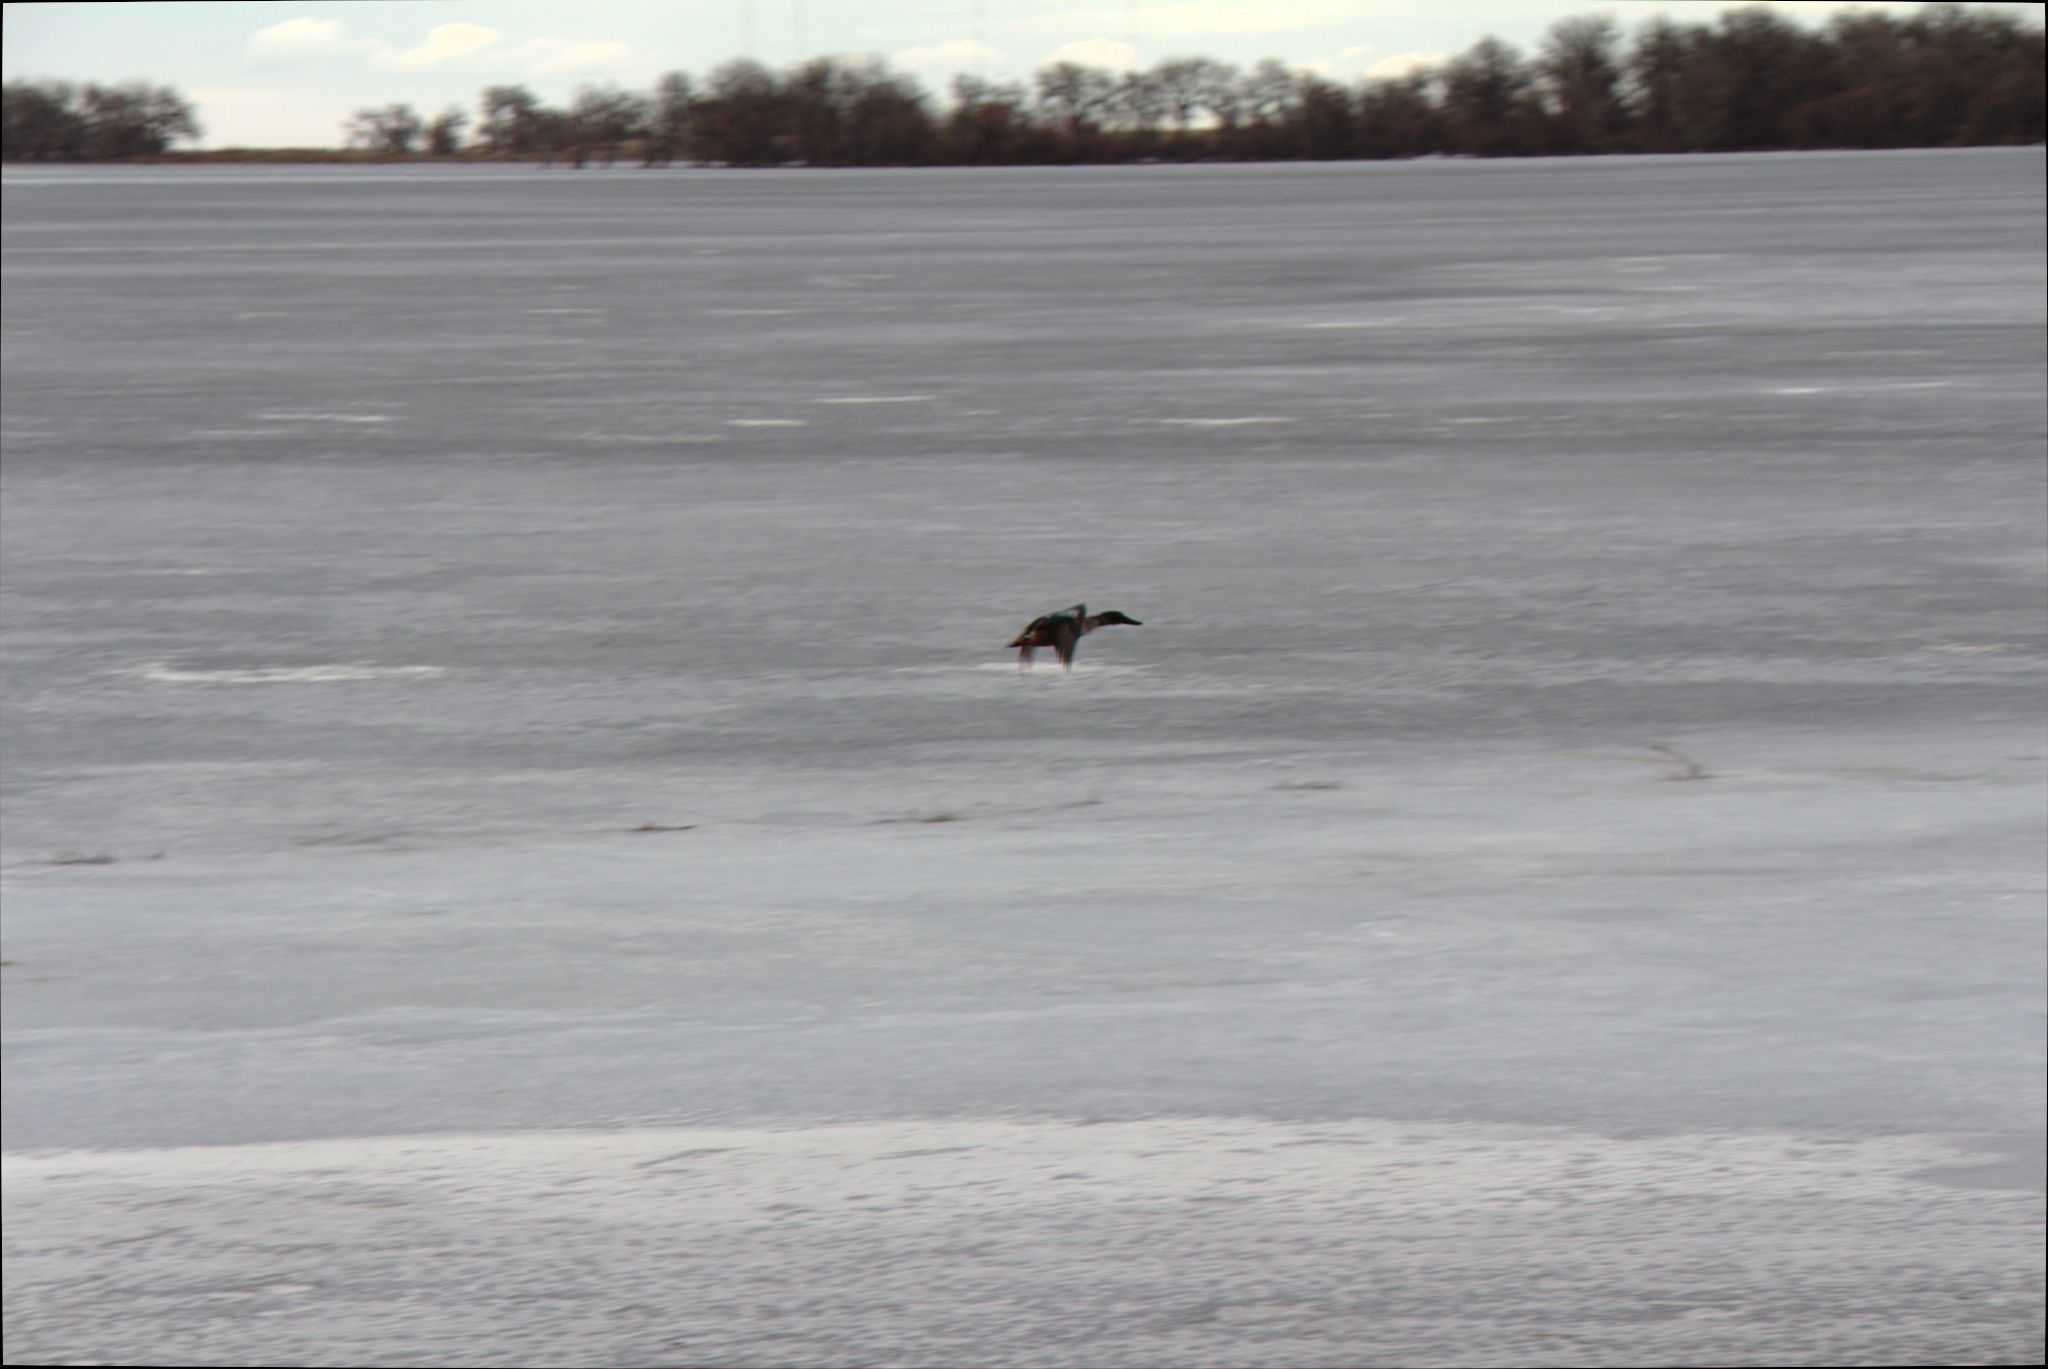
xmin=4 ymin=1 xmax=2031 ymax=149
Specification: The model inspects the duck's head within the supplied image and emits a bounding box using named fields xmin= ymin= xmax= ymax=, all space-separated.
xmin=1095 ymin=610 xmax=1143 ymax=627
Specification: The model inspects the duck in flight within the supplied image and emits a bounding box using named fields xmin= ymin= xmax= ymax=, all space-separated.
xmin=1007 ymin=604 xmax=1143 ymax=670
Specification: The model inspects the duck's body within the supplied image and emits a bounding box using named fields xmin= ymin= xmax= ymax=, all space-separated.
xmin=1007 ymin=604 xmax=1143 ymax=670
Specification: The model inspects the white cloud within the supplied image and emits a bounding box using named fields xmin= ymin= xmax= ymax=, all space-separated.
xmin=891 ymin=39 xmax=1004 ymax=76
xmin=1048 ymin=39 xmax=1140 ymax=70
xmin=369 ymin=23 xmax=504 ymax=73
xmin=1024 ymin=2 xmax=1367 ymax=40
xmin=1302 ymin=43 xmax=1379 ymax=77
xmin=1363 ymin=52 xmax=1445 ymax=81
xmin=247 ymin=17 xmax=376 ymax=63
xmin=524 ymin=40 xmax=636 ymax=76
xmin=1727 ymin=0 xmax=1908 ymax=15
xmin=246 ymin=18 xmax=628 ymax=82
xmin=1564 ymin=0 xmax=1909 ymax=35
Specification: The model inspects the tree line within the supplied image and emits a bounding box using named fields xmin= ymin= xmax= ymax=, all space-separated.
xmin=5 ymin=4 xmax=2041 ymax=165
xmin=2 ymin=79 xmax=199 ymax=160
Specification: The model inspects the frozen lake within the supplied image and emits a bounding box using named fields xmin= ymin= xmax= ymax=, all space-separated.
xmin=3 ymin=152 xmax=2044 ymax=1366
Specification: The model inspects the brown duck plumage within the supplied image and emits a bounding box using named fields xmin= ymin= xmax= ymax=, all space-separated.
xmin=1006 ymin=604 xmax=1143 ymax=670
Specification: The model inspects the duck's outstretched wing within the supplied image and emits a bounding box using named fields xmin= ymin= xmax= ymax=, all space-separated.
xmin=1007 ymin=613 xmax=1054 ymax=648
xmin=1051 ymin=617 xmax=1082 ymax=667
xmin=1006 ymin=604 xmax=1085 ymax=648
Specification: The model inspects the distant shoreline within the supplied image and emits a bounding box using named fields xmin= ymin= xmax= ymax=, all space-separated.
xmin=9 ymin=142 xmax=2043 ymax=169
xmin=5 ymin=150 xmax=570 ymax=166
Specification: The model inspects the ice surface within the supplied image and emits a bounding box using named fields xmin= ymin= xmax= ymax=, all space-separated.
xmin=3 ymin=152 xmax=2043 ymax=1365
xmin=6 ymin=1119 xmax=2040 ymax=1368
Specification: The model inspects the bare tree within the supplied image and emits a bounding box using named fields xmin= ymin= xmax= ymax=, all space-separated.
xmin=1181 ymin=60 xmax=1243 ymax=136
xmin=1694 ymin=5 xmax=1829 ymax=150
xmin=1238 ymin=59 xmax=1298 ymax=126
xmin=1034 ymin=61 xmax=1116 ymax=135
xmin=7 ymin=78 xmax=199 ymax=159
xmin=1900 ymin=1 xmax=2044 ymax=146
xmin=3 ymin=80 xmax=86 ymax=160
xmin=1149 ymin=56 xmax=1236 ymax=134
xmin=1111 ymin=69 xmax=1169 ymax=136
xmin=1623 ymin=15 xmax=1693 ymax=149
xmin=946 ymin=74 xmax=1036 ymax=163
xmin=695 ymin=59 xmax=784 ymax=165
xmin=425 ymin=106 xmax=466 ymax=156
xmin=1539 ymin=15 xmax=1626 ymax=151
xmin=76 ymin=82 xmax=199 ymax=157
xmin=837 ymin=62 xmax=935 ymax=165
xmin=644 ymin=72 xmax=695 ymax=165
xmin=1356 ymin=72 xmax=1442 ymax=158
xmin=1286 ymin=75 xmax=1358 ymax=158
xmin=569 ymin=84 xmax=647 ymax=166
xmin=1439 ymin=36 xmax=1543 ymax=155
xmin=344 ymin=103 xmax=422 ymax=155
xmin=477 ymin=85 xmax=542 ymax=155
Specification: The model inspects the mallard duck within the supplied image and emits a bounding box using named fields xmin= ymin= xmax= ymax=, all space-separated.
xmin=1006 ymin=604 xmax=1143 ymax=670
